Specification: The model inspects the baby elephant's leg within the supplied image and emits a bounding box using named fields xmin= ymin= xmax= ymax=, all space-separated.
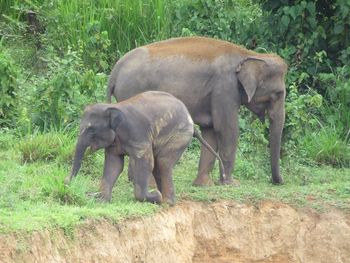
xmin=131 ymin=155 xmax=162 ymax=204
xmin=130 ymin=157 xmax=157 ymax=188
xmin=154 ymin=133 xmax=192 ymax=206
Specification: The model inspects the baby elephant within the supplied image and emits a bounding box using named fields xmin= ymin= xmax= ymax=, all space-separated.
xmin=65 ymin=91 xmax=225 ymax=205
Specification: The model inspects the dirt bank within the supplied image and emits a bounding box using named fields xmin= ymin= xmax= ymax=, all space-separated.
xmin=1 ymin=201 xmax=350 ymax=263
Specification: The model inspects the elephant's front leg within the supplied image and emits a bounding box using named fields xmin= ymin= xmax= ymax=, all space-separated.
xmin=213 ymin=97 xmax=240 ymax=186
xmin=99 ymin=147 xmax=124 ymax=202
xmin=216 ymin=123 xmax=240 ymax=186
xmin=131 ymin=154 xmax=162 ymax=204
xmin=193 ymin=128 xmax=218 ymax=186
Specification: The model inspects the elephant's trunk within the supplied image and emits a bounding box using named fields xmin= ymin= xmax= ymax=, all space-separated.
xmin=65 ymin=138 xmax=89 ymax=185
xmin=269 ymin=112 xmax=285 ymax=184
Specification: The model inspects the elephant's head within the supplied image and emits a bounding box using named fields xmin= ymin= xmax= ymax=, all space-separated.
xmin=64 ymin=105 xmax=124 ymax=185
xmin=236 ymin=55 xmax=287 ymax=121
xmin=236 ymin=56 xmax=288 ymax=184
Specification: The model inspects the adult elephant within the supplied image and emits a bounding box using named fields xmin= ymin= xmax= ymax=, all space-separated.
xmin=107 ymin=36 xmax=287 ymax=186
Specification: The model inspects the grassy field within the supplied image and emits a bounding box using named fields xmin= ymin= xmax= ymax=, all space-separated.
xmin=1 ymin=130 xmax=349 ymax=234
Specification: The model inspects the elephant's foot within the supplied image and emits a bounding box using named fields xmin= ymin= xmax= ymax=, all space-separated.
xmin=219 ymin=176 xmax=240 ymax=187
xmin=192 ymin=175 xmax=214 ymax=187
xmin=271 ymin=176 xmax=283 ymax=185
xmin=163 ymin=196 xmax=175 ymax=206
xmin=146 ymin=189 xmax=163 ymax=204
xmin=87 ymin=192 xmax=111 ymax=202
xmin=64 ymin=175 xmax=72 ymax=186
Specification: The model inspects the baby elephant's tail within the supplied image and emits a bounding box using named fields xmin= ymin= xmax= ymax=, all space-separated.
xmin=193 ymin=128 xmax=226 ymax=182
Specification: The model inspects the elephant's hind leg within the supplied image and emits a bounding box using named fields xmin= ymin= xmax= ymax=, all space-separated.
xmin=155 ymin=136 xmax=191 ymax=205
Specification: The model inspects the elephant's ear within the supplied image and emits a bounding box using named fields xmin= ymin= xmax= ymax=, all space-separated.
xmin=106 ymin=107 xmax=124 ymax=130
xmin=236 ymin=57 xmax=265 ymax=103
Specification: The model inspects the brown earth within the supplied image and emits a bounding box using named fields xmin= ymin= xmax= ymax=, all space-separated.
xmin=1 ymin=201 xmax=350 ymax=263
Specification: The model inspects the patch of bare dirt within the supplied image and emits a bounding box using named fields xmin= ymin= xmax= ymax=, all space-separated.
xmin=1 ymin=201 xmax=350 ymax=263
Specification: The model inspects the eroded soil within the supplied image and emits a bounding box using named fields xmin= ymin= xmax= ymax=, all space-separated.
xmin=1 ymin=201 xmax=350 ymax=263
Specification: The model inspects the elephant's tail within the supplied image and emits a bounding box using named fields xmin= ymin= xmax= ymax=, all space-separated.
xmin=193 ymin=128 xmax=226 ymax=182
xmin=106 ymin=77 xmax=115 ymax=103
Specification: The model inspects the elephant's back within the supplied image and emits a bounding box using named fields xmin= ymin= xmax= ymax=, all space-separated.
xmin=118 ymin=91 xmax=194 ymax=143
xmin=145 ymin=36 xmax=253 ymax=61
xmin=119 ymin=91 xmax=192 ymax=126
xmin=122 ymin=91 xmax=189 ymax=116
xmin=110 ymin=47 xmax=151 ymax=101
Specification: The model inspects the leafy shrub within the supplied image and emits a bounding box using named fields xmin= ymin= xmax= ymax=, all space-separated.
xmin=0 ymin=47 xmax=19 ymax=127
xmin=0 ymin=130 xmax=16 ymax=150
xmin=171 ymin=0 xmax=267 ymax=48
xmin=26 ymin=47 xmax=107 ymax=130
xmin=284 ymin=83 xmax=323 ymax=144
xmin=80 ymin=21 xmax=111 ymax=72
xmin=260 ymin=0 xmax=350 ymax=89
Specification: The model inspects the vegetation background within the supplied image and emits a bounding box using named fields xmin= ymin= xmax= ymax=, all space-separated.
xmin=0 ymin=0 xmax=349 ymax=234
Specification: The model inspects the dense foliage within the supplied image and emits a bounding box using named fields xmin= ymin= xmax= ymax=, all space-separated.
xmin=0 ymin=0 xmax=349 ymax=166
xmin=260 ymin=0 xmax=350 ymax=152
xmin=0 ymin=47 xmax=18 ymax=127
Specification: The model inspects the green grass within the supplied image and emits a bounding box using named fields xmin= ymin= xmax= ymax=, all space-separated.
xmin=1 ymin=0 xmax=171 ymax=61
xmin=0 ymin=130 xmax=349 ymax=234
xmin=301 ymin=126 xmax=350 ymax=167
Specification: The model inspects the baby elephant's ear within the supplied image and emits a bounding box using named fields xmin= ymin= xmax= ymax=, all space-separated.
xmin=106 ymin=107 xmax=124 ymax=130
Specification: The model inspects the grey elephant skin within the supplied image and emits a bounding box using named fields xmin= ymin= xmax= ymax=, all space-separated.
xmin=107 ymin=36 xmax=288 ymax=186
xmin=65 ymin=91 xmax=224 ymax=205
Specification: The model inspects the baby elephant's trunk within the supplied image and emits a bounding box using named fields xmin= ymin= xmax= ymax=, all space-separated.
xmin=193 ymin=128 xmax=226 ymax=182
xmin=64 ymin=139 xmax=89 ymax=185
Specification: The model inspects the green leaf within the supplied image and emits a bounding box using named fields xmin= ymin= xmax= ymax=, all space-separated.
xmin=306 ymin=2 xmax=315 ymax=15
xmin=334 ymin=23 xmax=344 ymax=35
xmin=281 ymin=15 xmax=290 ymax=28
xmin=289 ymin=6 xmax=297 ymax=20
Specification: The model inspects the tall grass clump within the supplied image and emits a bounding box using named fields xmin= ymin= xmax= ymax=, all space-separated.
xmin=2 ymin=0 xmax=172 ymax=72
xmin=24 ymin=0 xmax=171 ymax=70
xmin=320 ymin=66 xmax=350 ymax=139
xmin=18 ymin=131 xmax=74 ymax=163
xmin=301 ymin=126 xmax=350 ymax=167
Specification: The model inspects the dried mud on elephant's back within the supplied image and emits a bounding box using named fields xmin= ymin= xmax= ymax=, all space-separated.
xmin=1 ymin=201 xmax=350 ymax=263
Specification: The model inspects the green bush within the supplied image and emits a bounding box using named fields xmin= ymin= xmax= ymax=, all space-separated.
xmin=0 ymin=47 xmax=19 ymax=127
xmin=80 ymin=21 xmax=111 ymax=72
xmin=260 ymin=0 xmax=350 ymax=89
xmin=171 ymin=0 xmax=267 ymax=48
xmin=284 ymin=83 xmax=323 ymax=144
xmin=26 ymin=47 xmax=107 ymax=130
